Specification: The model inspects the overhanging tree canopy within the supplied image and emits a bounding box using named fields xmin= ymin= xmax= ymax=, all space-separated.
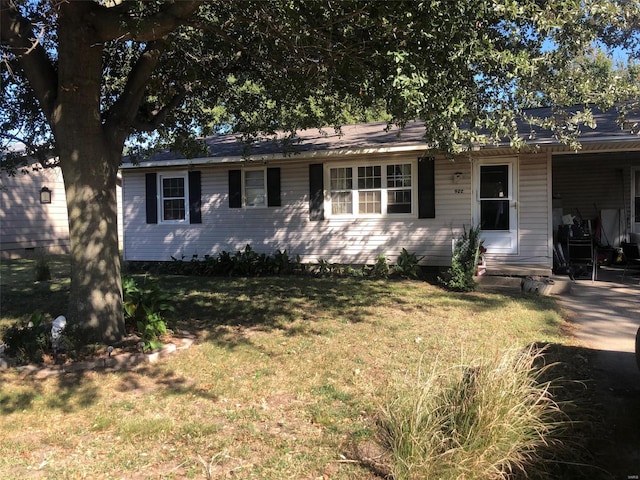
xmin=1 ymin=0 xmax=639 ymax=342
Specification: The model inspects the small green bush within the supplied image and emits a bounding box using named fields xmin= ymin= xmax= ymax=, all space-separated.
xmin=393 ymin=248 xmax=423 ymax=279
xmin=122 ymin=276 xmax=174 ymax=344
xmin=169 ymin=245 xmax=303 ymax=277
xmin=2 ymin=311 xmax=50 ymax=364
xmin=157 ymin=245 xmax=425 ymax=280
xmin=376 ymin=347 xmax=567 ymax=480
xmin=371 ymin=254 xmax=390 ymax=279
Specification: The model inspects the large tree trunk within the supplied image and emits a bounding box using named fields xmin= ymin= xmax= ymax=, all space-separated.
xmin=54 ymin=2 xmax=126 ymax=342
xmin=60 ymin=143 xmax=125 ymax=343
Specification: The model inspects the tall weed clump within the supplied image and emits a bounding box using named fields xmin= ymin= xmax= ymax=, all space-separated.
xmin=376 ymin=347 xmax=566 ymax=480
xmin=440 ymin=225 xmax=484 ymax=292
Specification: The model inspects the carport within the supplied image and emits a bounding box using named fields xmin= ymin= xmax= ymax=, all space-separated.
xmin=551 ymin=148 xmax=640 ymax=277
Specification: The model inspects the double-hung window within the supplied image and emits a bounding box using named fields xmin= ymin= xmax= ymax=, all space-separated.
xmin=228 ymin=167 xmax=281 ymax=209
xmin=330 ymin=167 xmax=353 ymax=214
xmin=145 ymin=171 xmax=201 ymax=225
xmin=328 ymin=162 xmax=414 ymax=217
xmin=244 ymin=169 xmax=267 ymax=207
xmin=358 ymin=166 xmax=382 ymax=214
xmin=159 ymin=173 xmax=188 ymax=223
xmin=386 ymin=164 xmax=412 ymax=214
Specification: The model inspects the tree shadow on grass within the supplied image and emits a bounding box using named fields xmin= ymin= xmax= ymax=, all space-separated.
xmin=533 ymin=342 xmax=640 ymax=480
xmin=0 ymin=370 xmax=99 ymax=414
xmin=164 ymin=276 xmax=399 ymax=348
xmin=0 ymin=280 xmax=70 ymax=326
xmin=0 ymin=274 xmax=567 ymax=416
xmin=162 ymin=275 xmax=555 ymax=350
xmin=115 ymin=365 xmax=219 ymax=401
xmin=0 ymin=360 xmax=218 ymax=416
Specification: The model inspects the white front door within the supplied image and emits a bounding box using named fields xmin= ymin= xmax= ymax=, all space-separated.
xmin=473 ymin=158 xmax=519 ymax=254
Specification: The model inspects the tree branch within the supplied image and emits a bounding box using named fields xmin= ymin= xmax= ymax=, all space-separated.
xmin=132 ymin=89 xmax=188 ymax=132
xmin=0 ymin=0 xmax=58 ymax=121
xmin=91 ymin=1 xmax=201 ymax=43
xmin=104 ymin=40 xmax=166 ymax=133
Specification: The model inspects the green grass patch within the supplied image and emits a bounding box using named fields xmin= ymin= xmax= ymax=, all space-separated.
xmin=0 ymin=255 xmax=70 ymax=330
xmin=0 ymin=257 xmax=594 ymax=478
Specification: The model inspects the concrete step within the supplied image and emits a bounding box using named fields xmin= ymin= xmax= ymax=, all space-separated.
xmin=476 ymin=274 xmax=573 ymax=295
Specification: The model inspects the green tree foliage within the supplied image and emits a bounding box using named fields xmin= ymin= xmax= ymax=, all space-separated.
xmin=1 ymin=0 xmax=639 ymax=341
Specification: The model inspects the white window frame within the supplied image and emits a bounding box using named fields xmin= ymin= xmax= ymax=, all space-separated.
xmin=325 ymin=160 xmax=417 ymax=218
xmin=243 ymin=168 xmax=267 ymax=208
xmin=158 ymin=172 xmax=189 ymax=224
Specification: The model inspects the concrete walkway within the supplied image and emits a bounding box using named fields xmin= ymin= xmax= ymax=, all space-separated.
xmin=553 ymin=266 xmax=640 ymax=479
xmin=558 ymin=267 xmax=640 ymax=354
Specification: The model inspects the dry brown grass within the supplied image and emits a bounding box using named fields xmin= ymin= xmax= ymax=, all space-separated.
xmin=0 ymin=264 xmax=577 ymax=479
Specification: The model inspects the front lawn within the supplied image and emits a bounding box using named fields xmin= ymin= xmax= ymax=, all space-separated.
xmin=0 ymin=258 xmax=593 ymax=478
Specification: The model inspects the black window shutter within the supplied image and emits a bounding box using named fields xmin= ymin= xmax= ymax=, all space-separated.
xmin=228 ymin=169 xmax=242 ymax=208
xmin=145 ymin=172 xmax=158 ymax=224
xmin=188 ymin=170 xmax=202 ymax=224
xmin=309 ymin=163 xmax=324 ymax=221
xmin=267 ymin=167 xmax=281 ymax=207
xmin=418 ymin=156 xmax=435 ymax=219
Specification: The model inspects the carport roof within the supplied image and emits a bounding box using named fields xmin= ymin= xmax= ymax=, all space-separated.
xmin=120 ymin=107 xmax=640 ymax=168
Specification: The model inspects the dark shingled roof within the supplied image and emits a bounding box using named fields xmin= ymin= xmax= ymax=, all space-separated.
xmin=123 ymin=107 xmax=640 ymax=167
xmin=126 ymin=121 xmax=428 ymax=165
xmin=515 ymin=106 xmax=640 ymax=142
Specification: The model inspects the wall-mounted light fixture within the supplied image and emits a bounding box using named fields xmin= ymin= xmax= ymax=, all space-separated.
xmin=40 ymin=186 xmax=52 ymax=204
xmin=452 ymin=172 xmax=463 ymax=184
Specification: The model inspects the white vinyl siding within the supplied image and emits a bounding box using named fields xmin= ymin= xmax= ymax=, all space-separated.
xmin=122 ymin=152 xmax=553 ymax=273
xmin=1 ymin=165 xmax=123 ymax=257
xmin=515 ymin=154 xmax=551 ymax=269
xmin=0 ymin=166 xmax=69 ymax=256
xmin=124 ymin=156 xmax=462 ymax=266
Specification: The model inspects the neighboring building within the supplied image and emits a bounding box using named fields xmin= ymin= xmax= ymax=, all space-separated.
xmin=0 ymin=163 xmax=123 ymax=258
xmin=119 ymin=108 xmax=640 ymax=276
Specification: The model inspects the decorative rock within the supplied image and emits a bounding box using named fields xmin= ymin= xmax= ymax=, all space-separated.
xmin=0 ymin=332 xmax=195 ymax=374
xmin=146 ymin=343 xmax=177 ymax=363
xmin=521 ymin=276 xmax=556 ymax=296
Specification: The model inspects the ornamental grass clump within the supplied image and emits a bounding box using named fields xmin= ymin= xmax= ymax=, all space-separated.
xmin=376 ymin=347 xmax=567 ymax=480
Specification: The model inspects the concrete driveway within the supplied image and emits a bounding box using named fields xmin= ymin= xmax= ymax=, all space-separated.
xmin=554 ymin=266 xmax=640 ymax=479
xmin=559 ymin=267 xmax=640 ymax=354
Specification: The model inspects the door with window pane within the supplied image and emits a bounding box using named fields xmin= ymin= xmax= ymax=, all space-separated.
xmin=474 ymin=160 xmax=518 ymax=254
